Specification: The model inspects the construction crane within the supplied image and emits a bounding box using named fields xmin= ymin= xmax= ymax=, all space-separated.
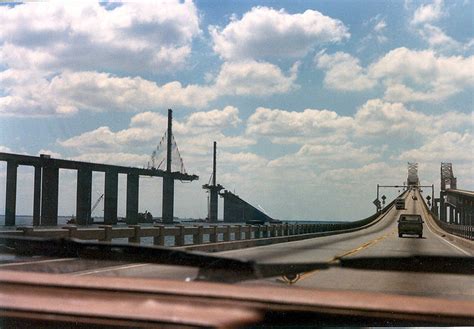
xmin=91 ymin=193 xmax=104 ymax=217
xmin=67 ymin=193 xmax=104 ymax=225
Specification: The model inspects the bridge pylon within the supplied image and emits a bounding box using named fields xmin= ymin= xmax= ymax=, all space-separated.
xmin=203 ymin=141 xmax=224 ymax=222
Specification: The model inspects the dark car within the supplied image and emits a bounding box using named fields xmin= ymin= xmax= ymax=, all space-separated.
xmin=398 ymin=214 xmax=424 ymax=238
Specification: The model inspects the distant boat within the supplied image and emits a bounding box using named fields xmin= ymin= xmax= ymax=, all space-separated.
xmin=138 ymin=211 xmax=154 ymax=223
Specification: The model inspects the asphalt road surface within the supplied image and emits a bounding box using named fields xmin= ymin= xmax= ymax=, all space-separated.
xmin=1 ymin=190 xmax=472 ymax=301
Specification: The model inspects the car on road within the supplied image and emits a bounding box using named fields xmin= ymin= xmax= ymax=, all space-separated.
xmin=395 ymin=198 xmax=406 ymax=210
xmin=398 ymin=214 xmax=424 ymax=238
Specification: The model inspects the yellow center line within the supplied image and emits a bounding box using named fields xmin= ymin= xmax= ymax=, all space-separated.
xmin=280 ymin=229 xmax=396 ymax=284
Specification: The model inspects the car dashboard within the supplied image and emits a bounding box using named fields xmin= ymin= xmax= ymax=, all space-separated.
xmin=0 ymin=269 xmax=472 ymax=328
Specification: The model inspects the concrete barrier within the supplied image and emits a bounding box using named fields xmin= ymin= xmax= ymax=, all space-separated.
xmin=1 ymin=197 xmax=397 ymax=251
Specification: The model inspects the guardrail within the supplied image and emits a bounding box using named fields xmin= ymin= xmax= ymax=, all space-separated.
xmin=1 ymin=203 xmax=396 ymax=249
xmin=0 ymin=194 xmax=399 ymax=248
xmin=420 ymin=194 xmax=474 ymax=241
xmin=437 ymin=222 xmax=473 ymax=240
xmin=3 ymin=223 xmax=330 ymax=247
xmin=428 ymin=216 xmax=473 ymax=241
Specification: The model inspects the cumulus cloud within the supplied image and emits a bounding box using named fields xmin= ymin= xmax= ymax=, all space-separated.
xmin=210 ymin=6 xmax=349 ymax=60
xmin=220 ymin=151 xmax=268 ymax=170
xmin=315 ymin=51 xmax=376 ymax=91
xmin=58 ymin=106 xmax=254 ymax=153
xmin=71 ymin=152 xmax=150 ymax=168
xmin=411 ymin=0 xmax=445 ymax=25
xmin=360 ymin=15 xmax=388 ymax=46
xmin=214 ymin=60 xmax=299 ymax=96
xmin=320 ymin=162 xmax=396 ymax=184
xmin=268 ymin=143 xmax=379 ymax=169
xmin=396 ymin=132 xmax=474 ymax=163
xmin=0 ymin=146 xmax=12 ymax=153
xmin=316 ymin=47 xmax=474 ymax=102
xmin=187 ymin=106 xmax=241 ymax=128
xmin=0 ymin=59 xmax=301 ymax=116
xmin=0 ymin=1 xmax=200 ymax=73
xmin=0 ymin=69 xmax=217 ymax=116
xmin=246 ymin=107 xmax=354 ymax=141
xmin=371 ymin=48 xmax=474 ymax=102
xmin=352 ymin=99 xmax=472 ymax=141
xmin=417 ymin=24 xmax=465 ymax=53
xmin=246 ymin=99 xmax=471 ymax=144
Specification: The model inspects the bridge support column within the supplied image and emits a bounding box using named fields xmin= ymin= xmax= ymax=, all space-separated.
xmin=126 ymin=173 xmax=139 ymax=225
xmin=33 ymin=166 xmax=41 ymax=226
xmin=209 ymin=189 xmax=218 ymax=222
xmin=439 ymin=192 xmax=447 ymax=222
xmin=5 ymin=161 xmax=18 ymax=226
xmin=41 ymin=166 xmax=59 ymax=226
xmin=449 ymin=206 xmax=455 ymax=224
xmin=104 ymin=171 xmax=118 ymax=225
xmin=162 ymin=175 xmax=174 ymax=224
xmin=454 ymin=208 xmax=459 ymax=225
xmin=76 ymin=168 xmax=92 ymax=225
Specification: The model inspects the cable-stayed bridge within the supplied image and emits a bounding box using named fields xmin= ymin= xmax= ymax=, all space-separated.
xmin=0 ymin=109 xmax=472 ymax=305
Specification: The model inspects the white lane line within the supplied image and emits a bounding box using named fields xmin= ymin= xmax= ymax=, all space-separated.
xmin=422 ymin=206 xmax=471 ymax=256
xmin=73 ymin=263 xmax=149 ymax=276
xmin=0 ymin=257 xmax=75 ymax=267
xmin=426 ymin=223 xmax=471 ymax=256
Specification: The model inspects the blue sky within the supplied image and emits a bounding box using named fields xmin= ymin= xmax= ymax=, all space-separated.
xmin=0 ymin=0 xmax=472 ymax=221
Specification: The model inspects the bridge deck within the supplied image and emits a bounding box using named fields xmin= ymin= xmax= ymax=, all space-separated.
xmin=0 ymin=191 xmax=472 ymax=301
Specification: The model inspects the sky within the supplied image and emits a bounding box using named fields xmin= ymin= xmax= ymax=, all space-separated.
xmin=0 ymin=0 xmax=472 ymax=222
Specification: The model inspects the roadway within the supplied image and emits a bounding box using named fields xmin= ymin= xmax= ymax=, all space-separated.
xmin=1 ymin=190 xmax=472 ymax=301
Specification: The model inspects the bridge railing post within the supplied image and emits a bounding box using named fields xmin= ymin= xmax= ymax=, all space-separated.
xmin=17 ymin=226 xmax=34 ymax=236
xmin=235 ymin=225 xmax=242 ymax=240
xmin=194 ymin=225 xmax=204 ymax=245
xmin=270 ymin=225 xmax=276 ymax=237
xmin=128 ymin=225 xmax=141 ymax=244
xmin=62 ymin=226 xmax=77 ymax=238
xmin=153 ymin=224 xmax=165 ymax=246
xmin=246 ymin=225 xmax=252 ymax=239
xmin=99 ymin=225 xmax=112 ymax=242
xmin=210 ymin=225 xmax=218 ymax=243
xmin=176 ymin=225 xmax=185 ymax=246
xmin=223 ymin=225 xmax=231 ymax=241
xmin=255 ymin=225 xmax=261 ymax=239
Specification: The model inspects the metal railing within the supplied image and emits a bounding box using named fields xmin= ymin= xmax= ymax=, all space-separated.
xmin=424 ymin=198 xmax=473 ymax=241
xmin=430 ymin=217 xmax=473 ymax=240
xmin=4 ymin=223 xmax=328 ymax=247
xmin=1 ymin=198 xmax=397 ymax=248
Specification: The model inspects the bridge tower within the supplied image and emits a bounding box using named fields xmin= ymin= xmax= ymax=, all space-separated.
xmin=441 ymin=162 xmax=457 ymax=190
xmin=202 ymin=142 xmax=224 ymax=222
xmin=407 ymin=162 xmax=419 ymax=186
xmin=439 ymin=162 xmax=457 ymax=222
xmin=162 ymin=109 xmax=175 ymax=224
xmin=145 ymin=109 xmax=197 ymax=224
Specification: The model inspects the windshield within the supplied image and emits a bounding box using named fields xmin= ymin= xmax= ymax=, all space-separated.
xmin=0 ymin=0 xmax=473 ymax=310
